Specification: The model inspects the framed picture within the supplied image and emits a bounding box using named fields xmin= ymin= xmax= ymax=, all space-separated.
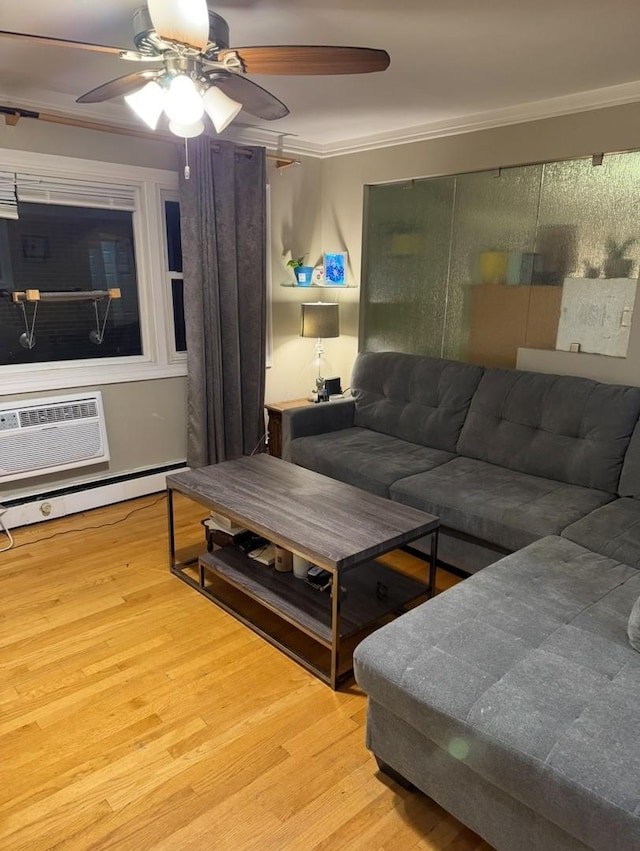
xmin=22 ymin=235 xmax=49 ymax=262
xmin=323 ymin=252 xmax=347 ymax=286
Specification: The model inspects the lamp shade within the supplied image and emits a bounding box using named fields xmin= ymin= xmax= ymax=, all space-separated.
xmin=165 ymin=74 xmax=204 ymax=124
xmin=168 ymin=118 xmax=205 ymax=138
xmin=125 ymin=81 xmax=166 ymax=130
xmin=300 ymin=302 xmax=340 ymax=338
xmin=203 ymin=86 xmax=243 ymax=133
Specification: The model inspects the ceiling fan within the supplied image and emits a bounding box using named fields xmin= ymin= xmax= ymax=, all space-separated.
xmin=0 ymin=0 xmax=390 ymax=138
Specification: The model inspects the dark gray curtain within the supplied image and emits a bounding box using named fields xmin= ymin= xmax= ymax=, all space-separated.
xmin=179 ymin=137 xmax=267 ymax=467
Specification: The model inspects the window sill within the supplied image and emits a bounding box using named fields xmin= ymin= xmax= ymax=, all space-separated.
xmin=0 ymin=360 xmax=187 ymax=396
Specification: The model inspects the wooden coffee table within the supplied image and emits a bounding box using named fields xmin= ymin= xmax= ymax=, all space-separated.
xmin=167 ymin=454 xmax=439 ymax=689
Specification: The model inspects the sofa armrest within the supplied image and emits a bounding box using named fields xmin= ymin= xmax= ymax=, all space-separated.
xmin=281 ymin=398 xmax=356 ymax=461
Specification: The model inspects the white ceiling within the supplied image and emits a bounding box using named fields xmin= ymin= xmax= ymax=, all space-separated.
xmin=2 ymin=0 xmax=640 ymax=156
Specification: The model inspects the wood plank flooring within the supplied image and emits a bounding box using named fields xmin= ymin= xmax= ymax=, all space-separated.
xmin=0 ymin=493 xmax=492 ymax=851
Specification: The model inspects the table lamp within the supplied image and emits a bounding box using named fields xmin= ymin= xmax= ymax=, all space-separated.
xmin=300 ymin=302 xmax=340 ymax=395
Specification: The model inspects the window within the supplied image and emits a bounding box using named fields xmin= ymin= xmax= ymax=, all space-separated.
xmin=1 ymin=203 xmax=141 ymax=365
xmin=163 ymin=196 xmax=186 ymax=354
xmin=0 ymin=151 xmax=182 ymax=395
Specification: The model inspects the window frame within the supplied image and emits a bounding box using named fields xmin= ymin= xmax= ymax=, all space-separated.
xmin=0 ymin=149 xmax=183 ymax=396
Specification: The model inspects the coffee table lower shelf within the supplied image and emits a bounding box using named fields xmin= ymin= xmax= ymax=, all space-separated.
xmin=178 ymin=545 xmax=429 ymax=686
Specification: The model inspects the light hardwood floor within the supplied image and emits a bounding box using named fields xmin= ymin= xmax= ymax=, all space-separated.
xmin=0 ymin=493 xmax=492 ymax=851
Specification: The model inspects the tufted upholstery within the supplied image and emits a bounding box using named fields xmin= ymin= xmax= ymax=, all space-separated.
xmin=391 ymin=456 xmax=614 ymax=552
xmin=618 ymin=420 xmax=640 ymax=498
xmin=354 ymin=536 xmax=640 ymax=851
xmin=457 ymin=368 xmax=640 ymax=493
xmin=351 ymin=351 xmax=484 ymax=452
xmin=290 ymin=427 xmax=454 ymax=498
xmin=563 ymin=497 xmax=640 ymax=569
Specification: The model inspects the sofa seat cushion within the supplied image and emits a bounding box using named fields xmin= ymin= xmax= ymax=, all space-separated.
xmin=354 ymin=536 xmax=640 ymax=851
xmin=628 ymin=596 xmax=640 ymax=653
xmin=290 ymin=427 xmax=453 ymax=498
xmin=562 ymin=498 xmax=640 ymax=568
xmin=390 ymin=456 xmax=614 ymax=552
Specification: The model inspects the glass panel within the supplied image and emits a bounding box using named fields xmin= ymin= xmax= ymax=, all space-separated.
xmin=533 ymin=153 xmax=640 ymax=357
xmin=361 ymin=178 xmax=455 ymax=355
xmin=446 ymin=165 xmax=543 ymax=366
xmin=164 ymin=200 xmax=183 ymax=273
xmin=0 ymin=202 xmax=141 ymax=366
xmin=360 ymin=151 xmax=640 ymax=366
xmin=171 ymin=278 xmax=186 ymax=352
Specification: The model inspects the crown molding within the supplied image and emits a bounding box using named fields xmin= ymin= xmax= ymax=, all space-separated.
xmin=4 ymin=77 xmax=640 ymax=162
xmin=236 ymin=78 xmax=640 ymax=159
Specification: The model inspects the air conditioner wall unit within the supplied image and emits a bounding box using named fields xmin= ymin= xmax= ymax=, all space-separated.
xmin=0 ymin=392 xmax=110 ymax=483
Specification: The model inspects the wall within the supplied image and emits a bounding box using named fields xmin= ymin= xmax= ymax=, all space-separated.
xmin=0 ymin=118 xmax=187 ymax=502
xmin=265 ymin=154 xmax=353 ymax=402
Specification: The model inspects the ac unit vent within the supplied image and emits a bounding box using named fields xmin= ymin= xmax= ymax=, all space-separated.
xmin=0 ymin=393 xmax=110 ymax=483
xmin=19 ymin=400 xmax=98 ymax=428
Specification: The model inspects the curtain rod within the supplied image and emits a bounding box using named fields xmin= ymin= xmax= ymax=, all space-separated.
xmin=0 ymin=105 xmax=300 ymax=170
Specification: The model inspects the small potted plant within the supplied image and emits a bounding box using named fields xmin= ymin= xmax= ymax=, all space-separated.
xmin=287 ymin=255 xmax=314 ymax=286
xmin=603 ymin=237 xmax=636 ymax=278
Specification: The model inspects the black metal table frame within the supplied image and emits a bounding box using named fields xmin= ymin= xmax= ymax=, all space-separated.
xmin=167 ymin=484 xmax=439 ymax=690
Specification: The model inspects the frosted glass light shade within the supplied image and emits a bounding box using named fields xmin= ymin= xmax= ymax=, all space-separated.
xmin=165 ymin=74 xmax=204 ymax=124
xmin=148 ymin=0 xmax=210 ymax=50
xmin=169 ymin=118 xmax=205 ymax=138
xmin=124 ymin=81 xmax=166 ymax=130
xmin=203 ymin=86 xmax=242 ymax=133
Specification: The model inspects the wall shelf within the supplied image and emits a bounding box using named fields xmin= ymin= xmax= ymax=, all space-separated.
xmin=280 ymin=283 xmax=358 ymax=289
xmin=9 ymin=288 xmax=121 ymax=351
xmin=11 ymin=288 xmax=121 ymax=304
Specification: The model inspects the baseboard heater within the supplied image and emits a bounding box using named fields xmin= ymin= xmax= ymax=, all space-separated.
xmin=2 ymin=462 xmax=187 ymax=529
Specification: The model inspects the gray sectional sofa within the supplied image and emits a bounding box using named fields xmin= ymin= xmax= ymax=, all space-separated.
xmin=281 ymin=351 xmax=640 ymax=851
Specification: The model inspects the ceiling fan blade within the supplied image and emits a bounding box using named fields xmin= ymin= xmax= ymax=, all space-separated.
xmin=219 ymin=45 xmax=390 ymax=75
xmin=76 ymin=70 xmax=161 ymax=104
xmin=147 ymin=0 xmax=209 ymax=50
xmin=214 ymin=74 xmax=289 ymax=120
xmin=0 ymin=28 xmax=126 ymax=55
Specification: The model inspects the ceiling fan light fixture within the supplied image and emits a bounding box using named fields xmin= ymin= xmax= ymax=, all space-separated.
xmin=168 ymin=117 xmax=205 ymax=138
xmin=124 ymin=80 xmax=165 ymax=130
xmin=147 ymin=0 xmax=210 ymax=50
xmin=202 ymin=85 xmax=242 ymax=133
xmin=164 ymin=73 xmax=204 ymax=124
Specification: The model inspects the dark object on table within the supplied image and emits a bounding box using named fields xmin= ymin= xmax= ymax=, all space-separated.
xmin=306 ymin=566 xmax=333 ymax=591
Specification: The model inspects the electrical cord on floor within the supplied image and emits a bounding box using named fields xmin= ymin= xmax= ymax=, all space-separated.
xmin=0 ymin=515 xmax=14 ymax=552
xmin=2 ymin=494 xmax=166 ymax=552
xmin=250 ymin=432 xmax=267 ymax=455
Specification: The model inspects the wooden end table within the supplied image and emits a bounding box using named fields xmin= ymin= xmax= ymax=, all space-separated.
xmin=264 ymin=398 xmax=313 ymax=458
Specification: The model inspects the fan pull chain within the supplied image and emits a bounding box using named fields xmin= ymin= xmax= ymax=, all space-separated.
xmin=184 ymin=138 xmax=190 ymax=180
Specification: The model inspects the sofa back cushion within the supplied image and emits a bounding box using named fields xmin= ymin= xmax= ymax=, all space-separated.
xmin=618 ymin=421 xmax=640 ymax=497
xmin=457 ymin=367 xmax=640 ymax=492
xmin=351 ymin=351 xmax=484 ymax=452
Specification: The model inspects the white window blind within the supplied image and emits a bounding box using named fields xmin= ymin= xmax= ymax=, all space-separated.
xmin=15 ymin=174 xmax=137 ymax=210
xmin=0 ymin=171 xmax=18 ymax=220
